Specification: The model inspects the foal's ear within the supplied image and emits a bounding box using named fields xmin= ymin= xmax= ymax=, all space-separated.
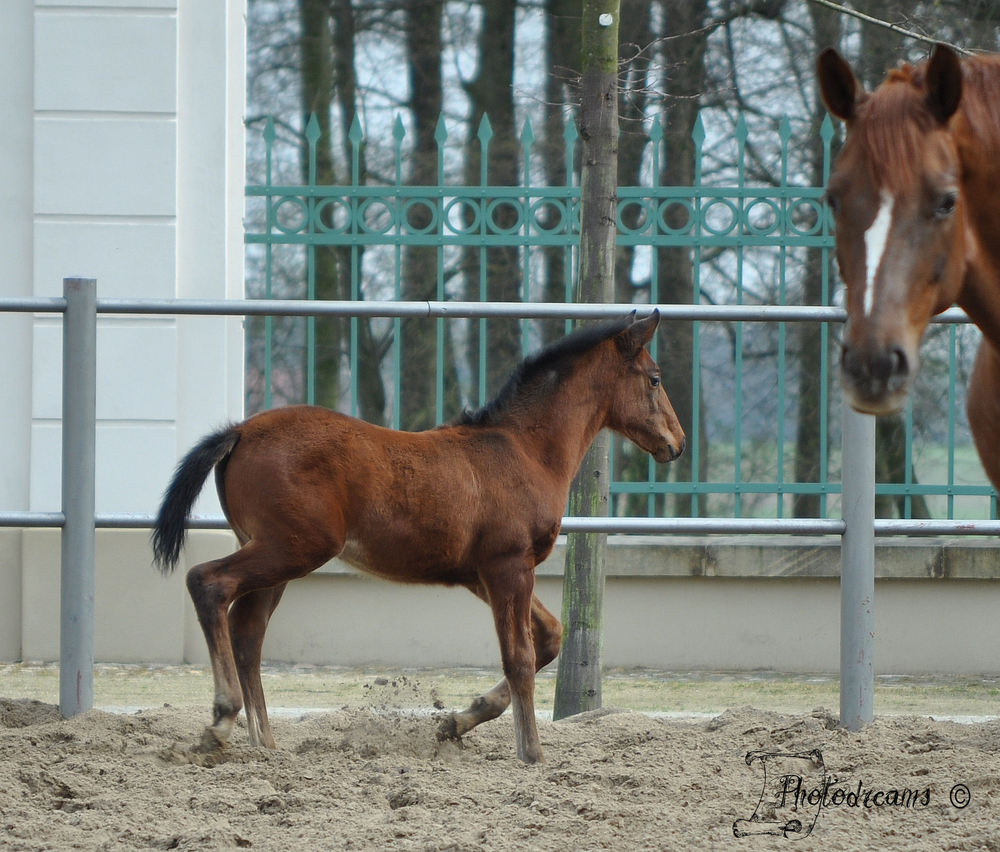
xmin=817 ymin=47 xmax=864 ymax=121
xmin=925 ymin=44 xmax=963 ymax=125
xmin=616 ymin=310 xmax=660 ymax=356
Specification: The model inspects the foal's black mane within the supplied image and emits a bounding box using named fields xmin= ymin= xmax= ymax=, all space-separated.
xmin=456 ymin=315 xmax=633 ymax=427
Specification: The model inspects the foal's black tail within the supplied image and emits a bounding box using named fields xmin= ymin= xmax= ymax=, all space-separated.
xmin=151 ymin=424 xmax=240 ymax=574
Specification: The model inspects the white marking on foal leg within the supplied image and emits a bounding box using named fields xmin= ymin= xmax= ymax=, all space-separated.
xmin=863 ymin=192 xmax=894 ymax=317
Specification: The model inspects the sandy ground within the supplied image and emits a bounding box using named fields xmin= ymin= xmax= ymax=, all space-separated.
xmin=2 ymin=666 xmax=1000 ymax=850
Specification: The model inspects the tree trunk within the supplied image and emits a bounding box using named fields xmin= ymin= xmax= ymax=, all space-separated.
xmin=614 ymin=0 xmax=652 ymax=305
xmin=853 ymin=0 xmax=913 ymax=85
xmin=461 ymin=0 xmax=521 ymax=403
xmin=553 ymin=0 xmax=620 ymax=721
xmin=330 ymin=0 xmax=386 ymax=424
xmin=793 ymin=1 xmax=841 ymax=518
xmin=656 ymin=0 xmax=709 ymax=518
xmin=876 ymin=417 xmax=931 ymax=519
xmin=399 ymin=0 xmax=460 ymax=429
xmin=611 ymin=0 xmax=654 ymax=514
xmin=540 ymin=0 xmax=580 ymax=346
xmin=299 ymin=0 xmax=343 ymax=410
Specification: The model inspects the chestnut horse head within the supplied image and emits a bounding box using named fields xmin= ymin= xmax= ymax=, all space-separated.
xmin=818 ymin=44 xmax=967 ymax=414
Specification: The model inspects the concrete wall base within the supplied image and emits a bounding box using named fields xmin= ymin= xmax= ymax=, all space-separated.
xmin=4 ymin=529 xmax=998 ymax=674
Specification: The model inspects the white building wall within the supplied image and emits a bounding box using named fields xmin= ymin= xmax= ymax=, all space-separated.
xmin=0 ymin=0 xmax=246 ymax=521
xmin=175 ymin=0 xmax=247 ymax=475
xmin=0 ymin=2 xmax=36 ymax=517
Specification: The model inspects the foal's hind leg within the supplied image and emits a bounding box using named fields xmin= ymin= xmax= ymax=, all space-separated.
xmin=186 ymin=544 xmax=273 ymax=749
xmin=439 ymin=583 xmax=562 ymax=756
xmin=186 ymin=538 xmax=333 ymax=750
xmin=229 ymin=584 xmax=287 ymax=748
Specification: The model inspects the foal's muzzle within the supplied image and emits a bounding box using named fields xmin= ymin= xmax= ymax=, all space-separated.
xmin=655 ymin=437 xmax=686 ymax=464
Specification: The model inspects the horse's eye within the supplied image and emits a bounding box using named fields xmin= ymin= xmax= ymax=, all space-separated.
xmin=934 ymin=191 xmax=958 ymax=220
xmin=650 ymin=375 xmax=661 ymax=389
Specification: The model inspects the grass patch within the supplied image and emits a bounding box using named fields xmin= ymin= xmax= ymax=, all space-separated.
xmin=2 ymin=663 xmax=997 ymax=719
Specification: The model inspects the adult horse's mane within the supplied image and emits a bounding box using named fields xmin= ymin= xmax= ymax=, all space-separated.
xmin=852 ymin=65 xmax=939 ymax=182
xmin=852 ymin=55 xmax=1000 ymax=183
xmin=456 ymin=314 xmax=634 ymax=427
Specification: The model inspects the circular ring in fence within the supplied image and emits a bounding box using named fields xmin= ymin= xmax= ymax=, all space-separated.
xmin=402 ymin=198 xmax=439 ymax=235
xmin=272 ymin=197 xmax=309 ymax=234
xmin=486 ymin=199 xmax=524 ymax=235
xmin=530 ymin=199 xmax=569 ymax=234
xmin=566 ymin=196 xmax=582 ymax=230
xmin=744 ymin=198 xmax=780 ymax=236
xmin=444 ymin=197 xmax=481 ymax=234
xmin=787 ymin=198 xmax=824 ymax=236
xmin=312 ymin=197 xmax=351 ymax=234
xmin=657 ymin=200 xmax=695 ymax=235
xmin=701 ymin=198 xmax=739 ymax=236
xmin=358 ymin=198 xmax=395 ymax=234
xmin=618 ymin=199 xmax=653 ymax=234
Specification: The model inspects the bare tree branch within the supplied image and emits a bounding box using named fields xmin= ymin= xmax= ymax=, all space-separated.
xmin=805 ymin=0 xmax=973 ymax=55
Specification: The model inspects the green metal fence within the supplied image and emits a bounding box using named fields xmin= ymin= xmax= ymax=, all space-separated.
xmin=245 ymin=111 xmax=996 ymax=522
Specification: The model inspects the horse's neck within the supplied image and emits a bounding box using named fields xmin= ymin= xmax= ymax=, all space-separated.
xmin=956 ymin=58 xmax=1000 ymax=348
xmin=958 ymin=245 xmax=1000 ymax=349
xmin=513 ymin=367 xmax=609 ymax=481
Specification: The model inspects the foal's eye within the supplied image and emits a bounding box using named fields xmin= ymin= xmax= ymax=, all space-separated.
xmin=934 ymin=191 xmax=958 ymax=220
xmin=650 ymin=375 xmax=661 ymax=389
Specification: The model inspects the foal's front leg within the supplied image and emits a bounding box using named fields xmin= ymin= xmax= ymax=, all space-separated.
xmin=440 ymin=590 xmax=562 ymax=746
xmin=482 ymin=563 xmax=544 ymax=763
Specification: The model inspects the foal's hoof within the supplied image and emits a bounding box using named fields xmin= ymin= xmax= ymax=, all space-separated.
xmin=159 ymin=727 xmax=228 ymax=767
xmin=519 ymin=749 xmax=543 ymax=765
xmin=195 ymin=725 xmax=228 ymax=754
xmin=436 ymin=713 xmax=462 ymax=743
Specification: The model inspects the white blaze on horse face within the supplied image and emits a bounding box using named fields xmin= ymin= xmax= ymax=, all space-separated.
xmin=863 ymin=192 xmax=894 ymax=317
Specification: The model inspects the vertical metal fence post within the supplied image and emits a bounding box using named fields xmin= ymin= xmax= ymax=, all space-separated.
xmin=60 ymin=277 xmax=97 ymax=717
xmin=840 ymin=404 xmax=875 ymax=730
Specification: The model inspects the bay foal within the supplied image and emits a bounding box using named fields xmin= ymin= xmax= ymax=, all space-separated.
xmin=152 ymin=311 xmax=684 ymax=763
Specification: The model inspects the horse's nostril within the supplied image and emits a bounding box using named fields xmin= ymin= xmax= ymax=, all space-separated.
xmin=871 ymin=346 xmax=908 ymax=382
xmin=841 ymin=346 xmax=862 ymax=379
xmin=842 ymin=345 xmax=908 ymax=383
xmin=889 ymin=345 xmax=908 ymax=377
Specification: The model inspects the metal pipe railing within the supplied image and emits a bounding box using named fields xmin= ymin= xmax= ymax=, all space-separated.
xmin=10 ymin=511 xmax=1000 ymax=536
xmin=0 ymin=293 xmax=973 ymax=323
xmin=840 ymin=407 xmax=875 ymax=730
xmin=58 ymin=278 xmax=97 ymax=719
xmin=0 ymin=281 xmax=992 ymax=728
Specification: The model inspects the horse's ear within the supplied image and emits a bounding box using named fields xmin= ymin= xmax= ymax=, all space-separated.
xmin=616 ymin=310 xmax=660 ymax=356
xmin=817 ymin=48 xmax=864 ymax=121
xmin=925 ymin=44 xmax=962 ymax=125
